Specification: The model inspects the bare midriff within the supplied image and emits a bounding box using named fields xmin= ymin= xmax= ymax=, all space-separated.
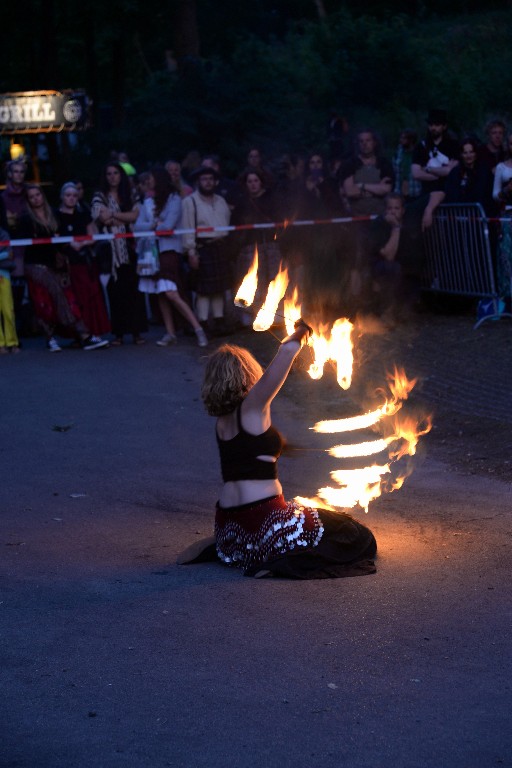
xmin=218 ymin=477 xmax=282 ymax=509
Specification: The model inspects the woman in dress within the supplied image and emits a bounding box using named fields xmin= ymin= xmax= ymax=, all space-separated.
xmin=135 ymin=167 xmax=207 ymax=347
xmin=56 ymin=182 xmax=110 ymax=338
xmin=91 ymin=163 xmax=147 ymax=345
xmin=493 ymin=133 xmax=512 ymax=303
xmin=179 ymin=322 xmax=377 ymax=578
xmin=19 ymin=185 xmax=108 ymax=352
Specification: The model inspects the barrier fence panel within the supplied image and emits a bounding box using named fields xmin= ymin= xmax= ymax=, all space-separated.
xmin=422 ymin=203 xmax=497 ymax=300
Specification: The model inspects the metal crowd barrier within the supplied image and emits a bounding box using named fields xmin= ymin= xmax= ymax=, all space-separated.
xmin=422 ymin=202 xmax=512 ymax=328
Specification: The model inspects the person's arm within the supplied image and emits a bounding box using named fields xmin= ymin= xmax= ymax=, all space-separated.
xmin=111 ymin=208 xmax=138 ymax=225
xmin=411 ymin=163 xmax=438 ymax=182
xmin=243 ymin=321 xmax=312 ymax=428
xmin=343 ymin=174 xmax=363 ymax=200
xmin=157 ymin=194 xmax=181 ymax=231
xmin=379 ymin=225 xmax=401 ymax=261
xmin=362 ymin=176 xmax=393 ymax=198
xmin=181 ymin=196 xmax=197 ymax=257
xmin=424 ymin=159 xmax=458 ymax=178
xmin=134 ymin=199 xmax=154 ymax=232
xmin=422 ymin=190 xmax=445 ymax=231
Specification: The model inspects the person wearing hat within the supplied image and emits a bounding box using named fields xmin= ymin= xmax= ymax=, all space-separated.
xmin=181 ymin=166 xmax=232 ymax=337
xmin=411 ymin=109 xmax=460 ymax=230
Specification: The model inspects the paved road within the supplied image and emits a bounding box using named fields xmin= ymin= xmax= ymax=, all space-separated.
xmin=1 ymin=329 xmax=511 ymax=768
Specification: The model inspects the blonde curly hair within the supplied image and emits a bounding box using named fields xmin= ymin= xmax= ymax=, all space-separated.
xmin=201 ymin=344 xmax=264 ymax=416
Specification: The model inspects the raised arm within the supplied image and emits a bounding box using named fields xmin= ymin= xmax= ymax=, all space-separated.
xmin=243 ymin=321 xmax=312 ymax=423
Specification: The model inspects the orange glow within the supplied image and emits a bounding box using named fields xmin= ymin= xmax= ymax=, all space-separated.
xmin=296 ymin=368 xmax=432 ymax=513
xmin=283 ymin=286 xmax=302 ymax=335
xmin=253 ymin=263 xmax=289 ymax=331
xmin=307 ymin=318 xmax=354 ymax=390
xmin=234 ymin=246 xmax=259 ymax=308
xmin=232 ymin=264 xmax=432 ymax=514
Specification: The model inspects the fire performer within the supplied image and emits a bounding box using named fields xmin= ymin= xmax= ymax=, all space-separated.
xmin=178 ymin=320 xmax=377 ymax=578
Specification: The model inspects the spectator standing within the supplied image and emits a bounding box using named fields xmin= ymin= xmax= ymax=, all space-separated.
xmin=135 ymin=167 xmax=207 ymax=347
xmin=443 ymin=138 xmax=495 ymax=216
xmin=201 ymin=155 xmax=238 ymax=208
xmin=72 ymin=179 xmax=92 ymax=217
xmin=338 ymin=129 xmax=394 ymax=305
xmin=241 ymin=147 xmax=275 ymax=192
xmin=56 ymin=182 xmax=110 ymax=337
xmin=477 ymin=119 xmax=507 ymax=175
xmin=339 ymin=129 xmax=394 ymax=217
xmin=164 ymin=160 xmax=193 ymax=199
xmin=411 ymin=109 xmax=459 ymax=229
xmin=392 ymin=129 xmax=422 ymax=201
xmin=0 ymin=226 xmax=19 ymax=354
xmin=182 ymin=166 xmax=232 ymax=336
xmin=91 ymin=163 xmax=147 ymax=345
xmin=231 ymin=168 xmax=284 ymax=328
xmin=19 ymin=185 xmax=108 ymax=352
xmin=492 ymin=133 xmax=512 ymax=303
xmin=1 ymin=160 xmax=29 ymax=328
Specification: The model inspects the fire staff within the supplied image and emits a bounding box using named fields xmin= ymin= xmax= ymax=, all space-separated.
xmin=178 ymin=320 xmax=377 ymax=579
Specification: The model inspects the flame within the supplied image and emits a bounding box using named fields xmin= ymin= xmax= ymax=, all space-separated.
xmin=296 ymin=368 xmax=432 ymax=514
xmin=234 ymin=246 xmax=259 ymax=308
xmin=231 ymin=262 xmax=432 ymax=515
xmin=283 ymin=287 xmax=302 ymax=335
xmin=306 ymin=318 xmax=354 ymax=390
xmin=253 ymin=263 xmax=289 ymax=332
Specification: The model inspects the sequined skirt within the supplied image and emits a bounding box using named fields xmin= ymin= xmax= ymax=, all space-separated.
xmin=215 ymin=495 xmax=377 ymax=579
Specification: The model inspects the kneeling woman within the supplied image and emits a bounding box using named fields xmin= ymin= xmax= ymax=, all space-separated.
xmin=180 ymin=321 xmax=377 ymax=578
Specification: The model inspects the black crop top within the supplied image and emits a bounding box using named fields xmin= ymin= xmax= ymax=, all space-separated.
xmin=216 ymin=405 xmax=284 ymax=482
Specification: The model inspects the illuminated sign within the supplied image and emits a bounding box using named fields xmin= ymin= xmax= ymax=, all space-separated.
xmin=0 ymin=90 xmax=90 ymax=134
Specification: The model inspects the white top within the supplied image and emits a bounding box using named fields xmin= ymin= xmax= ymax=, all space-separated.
xmin=492 ymin=162 xmax=512 ymax=209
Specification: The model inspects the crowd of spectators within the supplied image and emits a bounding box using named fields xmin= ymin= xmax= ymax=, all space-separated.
xmin=1 ymin=108 xmax=511 ymax=354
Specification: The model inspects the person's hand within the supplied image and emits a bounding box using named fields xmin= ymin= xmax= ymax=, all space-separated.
xmin=385 ymin=211 xmax=401 ymax=228
xmin=281 ymin=318 xmax=313 ymax=346
xmin=422 ymin=208 xmax=434 ymax=231
xmin=188 ymin=252 xmax=199 ymax=270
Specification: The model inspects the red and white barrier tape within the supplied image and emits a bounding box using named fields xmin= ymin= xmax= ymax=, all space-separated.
xmin=0 ymin=214 xmax=376 ymax=248
xmin=1 ymin=211 xmax=508 ymax=249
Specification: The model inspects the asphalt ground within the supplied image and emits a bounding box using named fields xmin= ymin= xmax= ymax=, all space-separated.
xmin=1 ymin=314 xmax=511 ymax=768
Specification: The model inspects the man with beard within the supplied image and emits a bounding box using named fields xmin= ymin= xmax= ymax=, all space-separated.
xmin=411 ymin=109 xmax=459 ymax=230
xmin=182 ymin=166 xmax=232 ymax=336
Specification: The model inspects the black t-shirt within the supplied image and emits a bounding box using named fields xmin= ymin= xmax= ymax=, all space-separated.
xmin=412 ymin=135 xmax=460 ymax=194
xmin=338 ymin=155 xmax=395 ymax=186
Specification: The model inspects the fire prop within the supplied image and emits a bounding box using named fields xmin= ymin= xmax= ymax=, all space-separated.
xmin=234 ymin=263 xmax=432 ymax=514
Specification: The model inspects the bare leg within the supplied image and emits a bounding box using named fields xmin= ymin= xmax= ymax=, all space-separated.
xmin=157 ymin=294 xmax=176 ymax=336
xmin=195 ymin=294 xmax=210 ymax=323
xmin=165 ymin=290 xmax=201 ymax=330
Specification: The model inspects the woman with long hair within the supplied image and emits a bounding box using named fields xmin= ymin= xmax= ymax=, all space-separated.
xmin=135 ymin=166 xmax=207 ymax=347
xmin=91 ymin=163 xmax=147 ymax=345
xmin=19 ymin=185 xmax=108 ymax=352
xmin=178 ymin=324 xmax=377 ymax=578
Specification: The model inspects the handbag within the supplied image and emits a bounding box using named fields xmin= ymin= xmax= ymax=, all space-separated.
xmin=136 ymin=238 xmax=160 ymax=276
